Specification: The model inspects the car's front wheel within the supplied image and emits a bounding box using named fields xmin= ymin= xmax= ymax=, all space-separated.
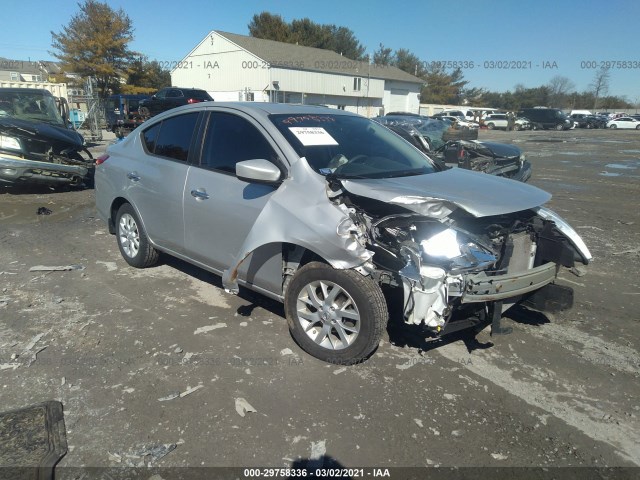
xmin=284 ymin=262 xmax=388 ymax=364
xmin=610 ymin=124 xmax=617 ymax=129
xmin=636 ymin=125 xmax=640 ymax=130
xmin=487 ymin=123 xmax=495 ymax=130
xmin=115 ymin=203 xmax=159 ymax=268
xmin=555 ymin=123 xmax=565 ymax=130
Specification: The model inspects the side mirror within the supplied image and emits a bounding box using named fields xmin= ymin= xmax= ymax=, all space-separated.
xmin=236 ymin=159 xmax=282 ymax=184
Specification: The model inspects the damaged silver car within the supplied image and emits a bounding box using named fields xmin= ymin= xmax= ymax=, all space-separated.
xmin=95 ymin=104 xmax=591 ymax=364
xmin=0 ymin=88 xmax=93 ymax=187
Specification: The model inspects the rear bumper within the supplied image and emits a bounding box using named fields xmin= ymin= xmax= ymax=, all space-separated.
xmin=461 ymin=262 xmax=558 ymax=303
xmin=0 ymin=154 xmax=88 ymax=185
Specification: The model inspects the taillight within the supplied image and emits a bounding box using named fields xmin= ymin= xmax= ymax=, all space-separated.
xmin=95 ymin=154 xmax=109 ymax=165
xmin=187 ymin=98 xmax=202 ymax=104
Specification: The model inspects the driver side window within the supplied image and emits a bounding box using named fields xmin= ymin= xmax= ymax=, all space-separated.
xmin=200 ymin=112 xmax=279 ymax=174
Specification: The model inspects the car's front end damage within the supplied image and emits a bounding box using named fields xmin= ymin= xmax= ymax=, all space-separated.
xmin=327 ymin=173 xmax=591 ymax=336
xmin=0 ymin=88 xmax=93 ymax=187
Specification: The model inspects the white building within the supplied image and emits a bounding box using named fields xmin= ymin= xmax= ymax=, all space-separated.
xmin=171 ymin=31 xmax=423 ymax=117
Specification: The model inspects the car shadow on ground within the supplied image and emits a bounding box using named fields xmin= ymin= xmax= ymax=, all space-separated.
xmin=152 ymin=255 xmax=551 ymax=360
xmin=159 ymin=254 xmax=285 ymax=318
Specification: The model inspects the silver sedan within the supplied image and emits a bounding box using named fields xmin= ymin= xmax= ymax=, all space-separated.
xmin=95 ymin=103 xmax=591 ymax=364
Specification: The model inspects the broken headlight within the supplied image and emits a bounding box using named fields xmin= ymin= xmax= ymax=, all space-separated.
xmin=420 ymin=228 xmax=496 ymax=273
xmin=0 ymin=135 xmax=21 ymax=151
xmin=534 ymin=206 xmax=592 ymax=264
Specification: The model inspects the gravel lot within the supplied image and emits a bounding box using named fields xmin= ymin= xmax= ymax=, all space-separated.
xmin=0 ymin=128 xmax=639 ymax=473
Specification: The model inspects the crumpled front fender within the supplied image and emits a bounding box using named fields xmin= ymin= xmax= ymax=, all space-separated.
xmin=222 ymin=158 xmax=373 ymax=293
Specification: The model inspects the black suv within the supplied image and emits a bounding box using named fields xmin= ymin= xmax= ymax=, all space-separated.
xmin=139 ymin=87 xmax=212 ymax=117
xmin=518 ymin=108 xmax=572 ymax=130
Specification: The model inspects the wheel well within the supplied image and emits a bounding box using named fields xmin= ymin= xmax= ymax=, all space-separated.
xmin=108 ymin=197 xmax=129 ymax=234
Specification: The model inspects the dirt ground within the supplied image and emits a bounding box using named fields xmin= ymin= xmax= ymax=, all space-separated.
xmin=0 ymin=128 xmax=639 ymax=473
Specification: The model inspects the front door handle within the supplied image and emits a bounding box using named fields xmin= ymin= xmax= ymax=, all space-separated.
xmin=127 ymin=172 xmax=140 ymax=181
xmin=190 ymin=188 xmax=210 ymax=200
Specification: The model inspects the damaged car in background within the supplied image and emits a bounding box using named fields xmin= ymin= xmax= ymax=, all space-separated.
xmin=95 ymin=104 xmax=591 ymax=364
xmin=0 ymin=88 xmax=93 ymax=187
xmin=376 ymin=114 xmax=532 ymax=182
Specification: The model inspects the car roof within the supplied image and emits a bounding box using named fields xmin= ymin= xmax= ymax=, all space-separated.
xmin=162 ymin=102 xmax=356 ymax=116
xmin=143 ymin=102 xmax=361 ymax=124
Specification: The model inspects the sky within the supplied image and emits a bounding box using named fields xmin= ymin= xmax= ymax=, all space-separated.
xmin=1 ymin=0 xmax=639 ymax=102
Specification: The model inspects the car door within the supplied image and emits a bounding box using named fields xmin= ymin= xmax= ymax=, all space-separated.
xmin=165 ymin=89 xmax=184 ymax=111
xmin=183 ymin=110 xmax=285 ymax=275
xmin=126 ymin=111 xmax=201 ymax=253
xmin=147 ymin=88 xmax=168 ymax=115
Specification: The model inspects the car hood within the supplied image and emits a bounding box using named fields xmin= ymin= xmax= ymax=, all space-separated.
xmin=0 ymin=117 xmax=84 ymax=150
xmin=341 ymin=168 xmax=551 ymax=218
xmin=473 ymin=141 xmax=521 ymax=158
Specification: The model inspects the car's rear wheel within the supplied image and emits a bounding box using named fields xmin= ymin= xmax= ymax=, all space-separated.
xmin=636 ymin=125 xmax=640 ymax=130
xmin=284 ymin=262 xmax=388 ymax=364
xmin=115 ymin=203 xmax=159 ymax=268
xmin=610 ymin=124 xmax=617 ymax=129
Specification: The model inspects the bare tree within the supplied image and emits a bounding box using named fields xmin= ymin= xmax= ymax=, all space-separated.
xmin=590 ymin=68 xmax=610 ymax=111
xmin=547 ymin=75 xmax=575 ymax=107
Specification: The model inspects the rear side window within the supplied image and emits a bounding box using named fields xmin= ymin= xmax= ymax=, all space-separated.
xmin=201 ymin=112 xmax=277 ymax=174
xmin=142 ymin=122 xmax=161 ymax=152
xmin=143 ymin=112 xmax=199 ymax=161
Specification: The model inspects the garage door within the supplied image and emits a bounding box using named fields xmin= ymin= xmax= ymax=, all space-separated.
xmin=389 ymin=89 xmax=408 ymax=112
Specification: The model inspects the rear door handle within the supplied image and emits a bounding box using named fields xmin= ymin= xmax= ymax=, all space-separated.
xmin=190 ymin=188 xmax=210 ymax=200
xmin=127 ymin=172 xmax=140 ymax=181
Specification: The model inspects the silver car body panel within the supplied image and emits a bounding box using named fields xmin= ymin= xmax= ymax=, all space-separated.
xmin=221 ymin=157 xmax=373 ymax=293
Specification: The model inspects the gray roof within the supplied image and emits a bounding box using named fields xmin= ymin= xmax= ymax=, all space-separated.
xmin=0 ymin=58 xmax=42 ymax=74
xmin=0 ymin=58 xmax=62 ymax=75
xmin=216 ymin=31 xmax=424 ymax=85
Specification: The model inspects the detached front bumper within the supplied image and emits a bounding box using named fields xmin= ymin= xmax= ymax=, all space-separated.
xmin=0 ymin=154 xmax=89 ymax=185
xmin=461 ymin=262 xmax=558 ymax=303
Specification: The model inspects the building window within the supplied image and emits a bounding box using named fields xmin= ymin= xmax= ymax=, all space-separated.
xmin=353 ymin=77 xmax=361 ymax=91
xmin=10 ymin=72 xmax=19 ymax=81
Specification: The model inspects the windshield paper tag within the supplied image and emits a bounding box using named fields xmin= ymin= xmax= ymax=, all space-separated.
xmin=289 ymin=127 xmax=338 ymax=146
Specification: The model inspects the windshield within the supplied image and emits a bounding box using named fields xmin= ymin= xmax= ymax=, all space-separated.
xmin=270 ymin=113 xmax=438 ymax=179
xmin=0 ymin=90 xmax=65 ymax=126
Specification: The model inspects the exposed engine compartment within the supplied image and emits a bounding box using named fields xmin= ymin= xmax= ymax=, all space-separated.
xmin=335 ymin=189 xmax=583 ymax=333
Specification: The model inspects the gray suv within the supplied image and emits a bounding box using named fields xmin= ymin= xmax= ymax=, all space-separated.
xmin=95 ymin=103 xmax=591 ymax=364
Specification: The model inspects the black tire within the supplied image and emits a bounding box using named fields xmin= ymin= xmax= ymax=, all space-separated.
xmin=636 ymin=125 xmax=640 ymax=130
xmin=284 ymin=262 xmax=388 ymax=364
xmin=555 ymin=123 xmax=564 ymax=131
xmin=115 ymin=203 xmax=159 ymax=268
xmin=610 ymin=124 xmax=617 ymax=129
xmin=487 ymin=123 xmax=495 ymax=130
